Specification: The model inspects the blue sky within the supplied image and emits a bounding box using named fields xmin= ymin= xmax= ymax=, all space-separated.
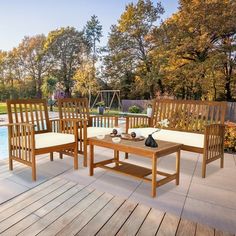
xmin=0 ymin=0 xmax=179 ymax=51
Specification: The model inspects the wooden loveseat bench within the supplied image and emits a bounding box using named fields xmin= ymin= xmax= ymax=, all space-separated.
xmin=126 ymin=99 xmax=227 ymax=178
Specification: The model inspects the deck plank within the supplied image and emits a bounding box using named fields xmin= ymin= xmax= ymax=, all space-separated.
xmin=215 ymin=229 xmax=235 ymax=236
xmin=1 ymin=183 xmax=83 ymax=235
xmin=176 ymin=218 xmax=196 ymax=236
xmin=116 ymin=204 xmax=150 ymax=236
xmin=195 ymin=223 xmax=214 ymax=236
xmin=0 ymin=180 xmax=72 ymax=233
xmin=1 ymin=213 xmax=40 ymax=236
xmin=136 ymin=208 xmax=165 ymax=236
xmin=37 ymin=190 xmax=103 ymax=236
xmin=0 ymin=176 xmax=60 ymax=212
xmin=18 ymin=188 xmax=94 ymax=236
xmin=0 ymin=178 xmax=67 ymax=222
xmin=57 ymin=192 xmax=113 ymax=235
xmin=96 ymin=200 xmax=137 ymax=236
xmin=156 ymin=213 xmax=180 ymax=236
xmin=0 ymin=177 xmax=233 ymax=236
xmin=77 ymin=196 xmax=125 ymax=236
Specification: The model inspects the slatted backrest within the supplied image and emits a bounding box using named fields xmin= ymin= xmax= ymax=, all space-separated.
xmin=151 ymin=99 xmax=227 ymax=133
xmin=58 ymin=98 xmax=90 ymax=120
xmin=7 ymin=99 xmax=51 ymax=134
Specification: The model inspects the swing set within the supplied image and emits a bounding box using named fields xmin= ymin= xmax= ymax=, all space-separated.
xmin=91 ymin=90 xmax=122 ymax=111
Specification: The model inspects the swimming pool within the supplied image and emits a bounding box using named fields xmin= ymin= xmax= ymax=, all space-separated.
xmin=0 ymin=118 xmax=126 ymax=160
xmin=0 ymin=126 xmax=8 ymax=160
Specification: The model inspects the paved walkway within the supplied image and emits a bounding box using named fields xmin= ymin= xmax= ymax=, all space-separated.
xmin=0 ymin=149 xmax=235 ymax=234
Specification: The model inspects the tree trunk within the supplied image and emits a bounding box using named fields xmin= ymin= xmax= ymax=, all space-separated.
xmin=64 ymin=87 xmax=71 ymax=98
xmin=36 ymin=76 xmax=42 ymax=99
xmin=225 ymin=78 xmax=232 ymax=101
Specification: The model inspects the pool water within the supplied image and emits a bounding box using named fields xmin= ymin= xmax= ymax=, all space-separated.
xmin=0 ymin=126 xmax=8 ymax=160
xmin=0 ymin=118 xmax=126 ymax=160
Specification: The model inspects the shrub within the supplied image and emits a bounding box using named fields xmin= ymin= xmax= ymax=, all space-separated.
xmin=224 ymin=122 xmax=236 ymax=153
xmin=128 ymin=105 xmax=142 ymax=113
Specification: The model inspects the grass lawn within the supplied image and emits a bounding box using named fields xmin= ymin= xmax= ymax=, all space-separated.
xmin=0 ymin=103 xmax=122 ymax=116
xmin=0 ymin=103 xmax=7 ymax=114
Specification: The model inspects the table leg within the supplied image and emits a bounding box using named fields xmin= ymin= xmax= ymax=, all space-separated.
xmin=152 ymin=154 xmax=157 ymax=197
xmin=176 ymin=150 xmax=180 ymax=185
xmin=89 ymin=144 xmax=94 ymax=176
xmin=114 ymin=150 xmax=119 ymax=167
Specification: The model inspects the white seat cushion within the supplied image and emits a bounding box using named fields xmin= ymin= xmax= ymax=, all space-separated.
xmin=128 ymin=128 xmax=204 ymax=148
xmin=35 ymin=132 xmax=75 ymax=149
xmin=87 ymin=127 xmax=113 ymax=138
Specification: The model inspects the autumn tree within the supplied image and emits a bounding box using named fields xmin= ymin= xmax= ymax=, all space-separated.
xmin=17 ymin=34 xmax=52 ymax=98
xmin=151 ymin=0 xmax=236 ymax=100
xmin=44 ymin=27 xmax=89 ymax=98
xmin=73 ymin=60 xmax=99 ymax=98
xmin=104 ymin=0 xmax=164 ymax=98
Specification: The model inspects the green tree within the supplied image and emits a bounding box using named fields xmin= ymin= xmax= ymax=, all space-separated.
xmin=44 ymin=27 xmax=89 ymax=98
xmin=104 ymin=0 xmax=164 ymax=99
xmin=85 ymin=15 xmax=103 ymax=106
xmin=85 ymin=15 xmax=102 ymax=64
xmin=42 ymin=76 xmax=58 ymax=111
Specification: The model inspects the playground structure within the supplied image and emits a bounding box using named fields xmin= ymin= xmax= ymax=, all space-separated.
xmin=91 ymin=90 xmax=122 ymax=111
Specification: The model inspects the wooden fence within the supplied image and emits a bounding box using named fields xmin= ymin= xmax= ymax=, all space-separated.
xmin=122 ymin=100 xmax=236 ymax=122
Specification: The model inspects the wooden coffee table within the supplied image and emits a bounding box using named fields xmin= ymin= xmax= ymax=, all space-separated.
xmin=89 ymin=136 xmax=182 ymax=197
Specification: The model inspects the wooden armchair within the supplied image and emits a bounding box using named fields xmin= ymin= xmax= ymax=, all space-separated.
xmin=7 ymin=99 xmax=83 ymax=181
xmin=58 ymin=98 xmax=119 ymax=167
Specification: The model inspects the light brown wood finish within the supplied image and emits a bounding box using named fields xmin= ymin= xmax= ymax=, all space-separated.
xmin=57 ymin=98 xmax=119 ymax=167
xmin=126 ymin=99 xmax=227 ymax=178
xmin=6 ymin=99 xmax=80 ymax=181
xmin=0 ymin=177 xmax=234 ymax=236
xmin=89 ymin=136 xmax=182 ymax=197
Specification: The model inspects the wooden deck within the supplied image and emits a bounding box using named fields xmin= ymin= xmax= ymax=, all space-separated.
xmin=0 ymin=177 xmax=234 ymax=236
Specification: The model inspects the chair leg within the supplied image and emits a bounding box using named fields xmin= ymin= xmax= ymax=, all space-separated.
xmin=220 ymin=153 xmax=224 ymax=168
xmin=32 ymin=156 xmax=36 ymax=181
xmin=50 ymin=152 xmax=53 ymax=161
xmin=59 ymin=153 xmax=63 ymax=159
xmin=83 ymin=145 xmax=88 ymax=167
xmin=9 ymin=157 xmax=13 ymax=171
xmin=125 ymin=153 xmax=129 ymax=159
xmin=202 ymin=159 xmax=206 ymax=178
xmin=74 ymin=147 xmax=78 ymax=170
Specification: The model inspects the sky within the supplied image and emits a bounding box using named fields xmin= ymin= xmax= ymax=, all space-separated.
xmin=0 ymin=0 xmax=179 ymax=51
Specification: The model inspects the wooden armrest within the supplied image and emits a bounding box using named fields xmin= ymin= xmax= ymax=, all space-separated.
xmin=7 ymin=123 xmax=35 ymax=128
xmin=89 ymin=115 xmax=118 ymax=128
xmin=125 ymin=115 xmax=151 ymax=132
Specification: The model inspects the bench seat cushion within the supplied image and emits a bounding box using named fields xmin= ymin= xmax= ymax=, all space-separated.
xmin=35 ymin=132 xmax=75 ymax=149
xmin=87 ymin=127 xmax=113 ymax=138
xmin=128 ymin=128 xmax=205 ymax=148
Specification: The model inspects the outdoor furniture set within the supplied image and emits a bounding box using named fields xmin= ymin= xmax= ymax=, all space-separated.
xmin=6 ymin=98 xmax=227 ymax=197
